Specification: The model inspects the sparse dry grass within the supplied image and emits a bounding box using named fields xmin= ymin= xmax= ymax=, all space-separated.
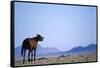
xmin=15 ymin=53 xmax=97 ymax=67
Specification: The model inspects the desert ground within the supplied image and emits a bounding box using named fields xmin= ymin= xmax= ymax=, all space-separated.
xmin=15 ymin=52 xmax=97 ymax=67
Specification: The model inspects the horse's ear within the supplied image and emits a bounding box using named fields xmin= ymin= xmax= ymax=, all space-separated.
xmin=37 ymin=34 xmax=38 ymax=36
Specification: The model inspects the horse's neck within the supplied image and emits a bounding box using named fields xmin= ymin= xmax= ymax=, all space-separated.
xmin=32 ymin=37 xmax=38 ymax=43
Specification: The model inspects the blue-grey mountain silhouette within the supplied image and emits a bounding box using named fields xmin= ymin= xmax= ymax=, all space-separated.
xmin=15 ymin=45 xmax=59 ymax=58
xmin=15 ymin=43 xmax=96 ymax=59
xmin=67 ymin=44 xmax=96 ymax=53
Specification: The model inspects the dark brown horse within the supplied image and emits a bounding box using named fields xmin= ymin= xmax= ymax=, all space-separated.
xmin=21 ymin=34 xmax=44 ymax=63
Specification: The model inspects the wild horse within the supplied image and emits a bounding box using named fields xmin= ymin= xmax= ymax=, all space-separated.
xmin=21 ymin=34 xmax=44 ymax=63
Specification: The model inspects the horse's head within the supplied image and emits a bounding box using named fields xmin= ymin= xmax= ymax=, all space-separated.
xmin=36 ymin=34 xmax=44 ymax=41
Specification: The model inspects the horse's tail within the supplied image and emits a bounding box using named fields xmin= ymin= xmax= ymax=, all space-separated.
xmin=21 ymin=44 xmax=24 ymax=56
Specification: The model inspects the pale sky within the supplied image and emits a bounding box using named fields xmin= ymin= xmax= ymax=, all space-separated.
xmin=15 ymin=2 xmax=96 ymax=51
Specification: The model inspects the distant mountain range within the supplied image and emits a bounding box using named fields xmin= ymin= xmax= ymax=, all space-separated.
xmin=36 ymin=45 xmax=59 ymax=56
xmin=15 ymin=45 xmax=59 ymax=58
xmin=15 ymin=44 xmax=96 ymax=58
xmin=67 ymin=44 xmax=96 ymax=53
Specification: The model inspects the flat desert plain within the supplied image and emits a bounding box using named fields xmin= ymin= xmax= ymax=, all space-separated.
xmin=15 ymin=52 xmax=97 ymax=67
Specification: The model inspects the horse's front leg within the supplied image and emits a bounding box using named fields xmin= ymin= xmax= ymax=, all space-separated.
xmin=34 ymin=48 xmax=36 ymax=61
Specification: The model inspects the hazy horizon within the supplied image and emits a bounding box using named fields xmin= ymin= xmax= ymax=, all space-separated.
xmin=15 ymin=2 xmax=96 ymax=51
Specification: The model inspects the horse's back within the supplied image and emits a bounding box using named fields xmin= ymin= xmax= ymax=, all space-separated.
xmin=22 ymin=38 xmax=37 ymax=49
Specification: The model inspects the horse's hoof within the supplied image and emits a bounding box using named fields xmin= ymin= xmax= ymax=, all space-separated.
xmin=22 ymin=60 xmax=25 ymax=64
xmin=22 ymin=61 xmax=25 ymax=64
xmin=28 ymin=59 xmax=31 ymax=62
xmin=31 ymin=59 xmax=33 ymax=61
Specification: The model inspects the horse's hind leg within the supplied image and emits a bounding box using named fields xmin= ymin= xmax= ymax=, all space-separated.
xmin=23 ymin=50 xmax=26 ymax=63
xmin=31 ymin=50 xmax=33 ymax=61
xmin=28 ymin=51 xmax=31 ymax=62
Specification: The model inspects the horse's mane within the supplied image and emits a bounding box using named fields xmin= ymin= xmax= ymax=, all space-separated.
xmin=32 ymin=37 xmax=38 ymax=42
